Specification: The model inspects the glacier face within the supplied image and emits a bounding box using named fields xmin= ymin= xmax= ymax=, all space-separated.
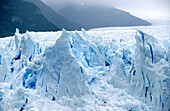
xmin=38 ymin=29 xmax=90 ymax=98
xmin=107 ymin=30 xmax=169 ymax=111
xmin=130 ymin=31 xmax=169 ymax=111
xmin=109 ymin=30 xmax=169 ymax=111
xmin=0 ymin=28 xmax=169 ymax=111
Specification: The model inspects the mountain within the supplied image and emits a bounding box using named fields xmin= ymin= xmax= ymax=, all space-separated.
xmin=55 ymin=4 xmax=151 ymax=29
xmin=0 ymin=0 xmax=152 ymax=37
xmin=0 ymin=0 xmax=82 ymax=37
xmin=0 ymin=0 xmax=60 ymax=37
xmin=23 ymin=0 xmax=81 ymax=30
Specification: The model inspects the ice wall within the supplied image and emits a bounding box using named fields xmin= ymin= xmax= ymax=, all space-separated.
xmin=0 ymin=29 xmax=90 ymax=100
xmin=0 ymin=29 xmax=39 ymax=83
xmin=108 ymin=30 xmax=170 ymax=110
xmin=37 ymin=29 xmax=90 ymax=98
xmin=130 ymin=31 xmax=170 ymax=111
xmin=69 ymin=29 xmax=110 ymax=68
xmin=0 ymin=28 xmax=169 ymax=111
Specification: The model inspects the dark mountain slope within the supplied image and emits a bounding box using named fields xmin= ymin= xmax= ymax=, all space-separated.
xmin=24 ymin=0 xmax=81 ymax=30
xmin=56 ymin=4 xmax=151 ymax=29
xmin=0 ymin=0 xmax=60 ymax=37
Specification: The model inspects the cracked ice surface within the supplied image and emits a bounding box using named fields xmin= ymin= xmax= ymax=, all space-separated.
xmin=0 ymin=26 xmax=169 ymax=111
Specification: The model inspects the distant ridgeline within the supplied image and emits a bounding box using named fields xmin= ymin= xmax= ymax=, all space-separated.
xmin=0 ymin=0 xmax=151 ymax=37
xmin=50 ymin=2 xmax=152 ymax=29
xmin=0 ymin=0 xmax=59 ymax=37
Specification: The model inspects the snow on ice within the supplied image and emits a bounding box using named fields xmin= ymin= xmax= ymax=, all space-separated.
xmin=0 ymin=27 xmax=169 ymax=111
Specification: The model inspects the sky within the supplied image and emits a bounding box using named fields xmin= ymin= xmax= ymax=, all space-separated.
xmin=41 ymin=0 xmax=170 ymax=19
xmin=108 ymin=0 xmax=170 ymax=19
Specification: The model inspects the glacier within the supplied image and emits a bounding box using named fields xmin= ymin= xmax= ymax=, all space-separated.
xmin=0 ymin=27 xmax=169 ymax=111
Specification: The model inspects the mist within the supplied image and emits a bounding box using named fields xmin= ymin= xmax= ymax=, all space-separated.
xmin=41 ymin=0 xmax=170 ymax=19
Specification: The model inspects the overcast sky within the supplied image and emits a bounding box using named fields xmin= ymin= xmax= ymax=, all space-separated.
xmin=41 ymin=0 xmax=170 ymax=19
xmin=109 ymin=0 xmax=170 ymax=19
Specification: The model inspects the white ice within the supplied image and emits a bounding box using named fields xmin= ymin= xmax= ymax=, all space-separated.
xmin=0 ymin=26 xmax=169 ymax=111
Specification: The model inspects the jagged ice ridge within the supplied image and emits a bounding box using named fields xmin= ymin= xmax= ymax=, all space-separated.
xmin=0 ymin=28 xmax=169 ymax=111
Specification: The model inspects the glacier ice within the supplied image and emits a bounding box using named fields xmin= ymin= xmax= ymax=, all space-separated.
xmin=108 ymin=30 xmax=170 ymax=111
xmin=0 ymin=28 xmax=169 ymax=111
xmin=37 ymin=29 xmax=90 ymax=98
xmin=132 ymin=30 xmax=169 ymax=111
xmin=69 ymin=30 xmax=109 ymax=68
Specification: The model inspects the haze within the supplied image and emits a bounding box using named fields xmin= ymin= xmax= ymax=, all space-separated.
xmin=41 ymin=0 xmax=170 ymax=19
